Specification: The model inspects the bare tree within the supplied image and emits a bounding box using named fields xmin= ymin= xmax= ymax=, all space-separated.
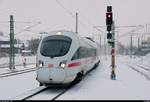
xmin=28 ymin=38 xmax=41 ymax=55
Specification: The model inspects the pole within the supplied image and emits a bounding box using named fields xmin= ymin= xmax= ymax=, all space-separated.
xmin=111 ymin=21 xmax=116 ymax=80
xmin=106 ymin=6 xmax=116 ymax=80
xmin=145 ymin=24 xmax=148 ymax=41
xmin=138 ymin=37 xmax=140 ymax=56
xmin=138 ymin=37 xmax=140 ymax=50
xmin=104 ymin=36 xmax=106 ymax=59
xmin=116 ymin=31 xmax=119 ymax=55
xmin=75 ymin=12 xmax=78 ymax=34
xmin=130 ymin=34 xmax=133 ymax=58
xmin=9 ymin=15 xmax=15 ymax=70
xmin=100 ymin=35 xmax=101 ymax=48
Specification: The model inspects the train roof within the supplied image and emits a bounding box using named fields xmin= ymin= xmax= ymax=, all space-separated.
xmin=43 ymin=30 xmax=98 ymax=47
xmin=46 ymin=30 xmax=94 ymax=41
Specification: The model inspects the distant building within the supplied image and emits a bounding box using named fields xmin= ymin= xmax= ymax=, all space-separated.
xmin=21 ymin=50 xmax=32 ymax=56
xmin=140 ymin=40 xmax=150 ymax=55
xmin=0 ymin=44 xmax=23 ymax=53
xmin=0 ymin=37 xmax=23 ymax=57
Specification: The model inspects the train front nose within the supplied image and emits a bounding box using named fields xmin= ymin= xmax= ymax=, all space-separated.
xmin=37 ymin=68 xmax=66 ymax=84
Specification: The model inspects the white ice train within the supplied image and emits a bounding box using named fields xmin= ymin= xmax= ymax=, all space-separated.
xmin=36 ymin=30 xmax=100 ymax=86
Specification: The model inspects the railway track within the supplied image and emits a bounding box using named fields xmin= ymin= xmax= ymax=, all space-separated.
xmin=13 ymin=74 xmax=90 ymax=100
xmin=141 ymin=63 xmax=150 ymax=68
xmin=13 ymin=84 xmax=75 ymax=100
xmin=136 ymin=64 xmax=150 ymax=71
xmin=127 ymin=64 xmax=150 ymax=80
xmin=0 ymin=63 xmax=35 ymax=68
xmin=0 ymin=67 xmax=37 ymax=78
xmin=122 ymin=56 xmax=150 ymax=81
xmin=13 ymin=86 xmax=49 ymax=100
xmin=13 ymin=63 xmax=99 ymax=100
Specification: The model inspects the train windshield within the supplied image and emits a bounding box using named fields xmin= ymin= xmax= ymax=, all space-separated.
xmin=40 ymin=35 xmax=72 ymax=58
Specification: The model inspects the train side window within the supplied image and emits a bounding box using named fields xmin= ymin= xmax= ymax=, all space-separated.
xmin=71 ymin=47 xmax=96 ymax=60
xmin=78 ymin=47 xmax=87 ymax=59
xmin=78 ymin=47 xmax=83 ymax=58
xmin=71 ymin=47 xmax=87 ymax=60
xmin=87 ymin=48 xmax=96 ymax=57
xmin=71 ymin=49 xmax=80 ymax=60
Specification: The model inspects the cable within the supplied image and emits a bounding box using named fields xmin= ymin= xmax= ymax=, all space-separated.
xmin=55 ymin=0 xmax=92 ymax=33
xmin=15 ymin=22 xmax=41 ymax=35
xmin=55 ymin=0 xmax=74 ymax=18
xmin=93 ymin=26 xmax=106 ymax=34
xmin=119 ymin=25 xmax=144 ymax=38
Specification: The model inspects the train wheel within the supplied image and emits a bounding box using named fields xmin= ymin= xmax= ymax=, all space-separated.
xmin=93 ymin=60 xmax=100 ymax=69
xmin=71 ymin=72 xmax=83 ymax=85
xmin=39 ymin=83 xmax=44 ymax=86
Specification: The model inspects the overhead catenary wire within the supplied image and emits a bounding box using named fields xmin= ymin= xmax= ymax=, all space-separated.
xmin=15 ymin=22 xmax=42 ymax=35
xmin=78 ymin=12 xmax=105 ymax=34
xmin=119 ymin=25 xmax=144 ymax=38
xmin=55 ymin=0 xmax=92 ymax=33
xmin=55 ymin=0 xmax=74 ymax=18
xmin=0 ymin=21 xmax=41 ymax=39
xmin=94 ymin=24 xmax=149 ymax=38
xmin=0 ymin=21 xmax=33 ymax=23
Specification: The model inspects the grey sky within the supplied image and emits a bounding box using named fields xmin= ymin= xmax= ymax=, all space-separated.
xmin=0 ymin=0 xmax=150 ymax=46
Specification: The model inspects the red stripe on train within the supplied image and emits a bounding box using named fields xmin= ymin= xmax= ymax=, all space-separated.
xmin=68 ymin=62 xmax=81 ymax=68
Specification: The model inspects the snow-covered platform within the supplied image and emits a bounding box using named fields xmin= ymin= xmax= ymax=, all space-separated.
xmin=0 ymin=64 xmax=36 ymax=75
xmin=0 ymin=55 xmax=38 ymax=100
xmin=57 ymin=54 xmax=150 ymax=100
xmin=0 ymin=54 xmax=149 ymax=100
xmin=0 ymin=55 xmax=36 ymax=75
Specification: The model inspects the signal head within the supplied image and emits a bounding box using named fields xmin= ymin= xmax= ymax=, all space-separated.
xmin=107 ymin=6 xmax=112 ymax=12
xmin=106 ymin=12 xmax=113 ymax=25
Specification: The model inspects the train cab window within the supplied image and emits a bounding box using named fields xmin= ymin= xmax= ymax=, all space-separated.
xmin=40 ymin=35 xmax=72 ymax=58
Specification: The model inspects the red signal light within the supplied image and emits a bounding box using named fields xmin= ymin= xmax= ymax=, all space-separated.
xmin=106 ymin=12 xmax=113 ymax=25
xmin=108 ymin=14 xmax=111 ymax=18
xmin=106 ymin=12 xmax=112 ymax=18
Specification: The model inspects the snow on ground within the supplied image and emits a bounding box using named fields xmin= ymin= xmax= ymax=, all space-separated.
xmin=57 ymin=54 xmax=150 ymax=100
xmin=0 ymin=63 xmax=36 ymax=75
xmin=0 ymin=55 xmax=38 ymax=100
xmin=0 ymin=71 xmax=39 ymax=100
xmin=0 ymin=55 xmax=36 ymax=65
xmin=0 ymin=54 xmax=149 ymax=100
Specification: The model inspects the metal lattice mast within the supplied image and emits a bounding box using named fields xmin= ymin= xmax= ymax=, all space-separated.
xmin=9 ymin=15 xmax=15 ymax=70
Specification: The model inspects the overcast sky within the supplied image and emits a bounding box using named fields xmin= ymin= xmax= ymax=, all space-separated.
xmin=0 ymin=0 xmax=150 ymax=46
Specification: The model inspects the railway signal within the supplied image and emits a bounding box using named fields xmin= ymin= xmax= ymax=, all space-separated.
xmin=106 ymin=6 xmax=116 ymax=80
xmin=107 ymin=32 xmax=112 ymax=39
xmin=106 ymin=12 xmax=113 ymax=26
xmin=106 ymin=6 xmax=113 ymax=31
xmin=107 ymin=25 xmax=111 ymax=32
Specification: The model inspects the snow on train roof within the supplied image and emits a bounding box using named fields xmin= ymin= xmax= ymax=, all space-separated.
xmin=43 ymin=30 xmax=98 ymax=46
xmin=46 ymin=30 xmax=93 ymax=40
xmin=42 ymin=30 xmax=80 ymax=40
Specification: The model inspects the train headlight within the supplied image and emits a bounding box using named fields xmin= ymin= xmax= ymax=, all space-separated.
xmin=39 ymin=63 xmax=43 ymax=67
xmin=39 ymin=60 xmax=44 ymax=68
xmin=60 ymin=63 xmax=66 ymax=68
xmin=59 ymin=60 xmax=67 ymax=69
xmin=56 ymin=31 xmax=63 ymax=35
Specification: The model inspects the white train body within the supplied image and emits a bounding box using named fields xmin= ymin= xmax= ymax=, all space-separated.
xmin=36 ymin=31 xmax=100 ymax=85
